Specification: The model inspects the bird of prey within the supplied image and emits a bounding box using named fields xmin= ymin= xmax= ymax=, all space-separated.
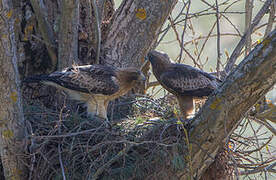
xmin=24 ymin=64 xmax=146 ymax=121
xmin=148 ymin=50 xmax=221 ymax=120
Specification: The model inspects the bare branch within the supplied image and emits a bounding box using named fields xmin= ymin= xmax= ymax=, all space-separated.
xmin=239 ymin=162 xmax=276 ymax=175
xmin=253 ymin=118 xmax=276 ymax=135
xmin=244 ymin=0 xmax=253 ymax=56
xmin=223 ymin=0 xmax=273 ymax=77
xmin=91 ymin=145 xmax=132 ymax=179
xmin=264 ymin=2 xmax=275 ymax=37
xmin=215 ymin=0 xmax=221 ymax=78
xmin=58 ymin=104 xmax=66 ymax=180
xmin=187 ymin=29 xmax=276 ymax=178
xmin=179 ymin=1 xmax=190 ymax=63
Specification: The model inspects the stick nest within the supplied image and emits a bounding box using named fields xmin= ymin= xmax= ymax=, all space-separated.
xmin=22 ymin=95 xmax=191 ymax=180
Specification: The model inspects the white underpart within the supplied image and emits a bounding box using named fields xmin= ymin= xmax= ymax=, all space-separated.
xmin=43 ymin=81 xmax=108 ymax=119
xmin=187 ymin=99 xmax=195 ymax=118
xmin=86 ymin=99 xmax=107 ymax=119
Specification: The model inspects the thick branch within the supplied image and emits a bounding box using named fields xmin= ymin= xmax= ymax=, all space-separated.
xmin=30 ymin=0 xmax=57 ymax=73
xmin=102 ymin=0 xmax=177 ymax=68
xmin=58 ymin=0 xmax=79 ymax=70
xmin=186 ymin=29 xmax=276 ymax=179
xmin=91 ymin=0 xmax=101 ymax=64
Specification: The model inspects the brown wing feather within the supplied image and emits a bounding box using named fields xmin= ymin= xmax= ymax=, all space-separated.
xmin=160 ymin=64 xmax=219 ymax=97
xmin=26 ymin=65 xmax=120 ymax=95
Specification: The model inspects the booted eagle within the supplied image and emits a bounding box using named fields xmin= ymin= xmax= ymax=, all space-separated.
xmin=24 ymin=64 xmax=146 ymax=120
xmin=148 ymin=51 xmax=221 ymax=120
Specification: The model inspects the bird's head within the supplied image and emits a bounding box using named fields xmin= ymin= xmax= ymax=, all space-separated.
xmin=147 ymin=50 xmax=171 ymax=67
xmin=118 ymin=68 xmax=146 ymax=86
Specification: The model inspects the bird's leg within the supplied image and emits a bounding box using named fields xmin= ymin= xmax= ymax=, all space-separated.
xmin=86 ymin=100 xmax=111 ymax=128
xmin=98 ymin=100 xmax=112 ymax=128
xmin=86 ymin=100 xmax=98 ymax=117
xmin=96 ymin=100 xmax=107 ymax=119
xmin=178 ymin=96 xmax=195 ymax=123
xmin=104 ymin=101 xmax=111 ymax=129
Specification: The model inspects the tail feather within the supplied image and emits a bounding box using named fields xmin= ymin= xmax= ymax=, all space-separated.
xmin=23 ymin=75 xmax=53 ymax=83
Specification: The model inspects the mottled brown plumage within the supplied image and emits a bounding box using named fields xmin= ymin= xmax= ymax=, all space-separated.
xmin=148 ymin=51 xmax=221 ymax=120
xmin=24 ymin=64 xmax=146 ymax=120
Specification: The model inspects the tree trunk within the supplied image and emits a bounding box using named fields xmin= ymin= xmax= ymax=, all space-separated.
xmin=103 ymin=0 xmax=177 ymax=68
xmin=182 ymin=29 xmax=276 ymax=179
xmin=0 ymin=1 xmax=28 ymax=179
xmin=57 ymin=0 xmax=79 ymax=69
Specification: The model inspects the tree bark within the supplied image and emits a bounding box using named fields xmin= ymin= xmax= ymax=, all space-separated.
xmin=0 ymin=1 xmax=28 ymax=179
xmin=184 ymin=29 xmax=276 ymax=179
xmin=58 ymin=0 xmax=80 ymax=70
xmin=30 ymin=0 xmax=58 ymax=73
xmin=79 ymin=0 xmax=115 ymax=64
xmin=102 ymin=0 xmax=178 ymax=68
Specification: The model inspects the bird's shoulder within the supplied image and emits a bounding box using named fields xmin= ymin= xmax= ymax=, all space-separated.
xmin=162 ymin=63 xmax=220 ymax=81
xmin=53 ymin=64 xmax=116 ymax=77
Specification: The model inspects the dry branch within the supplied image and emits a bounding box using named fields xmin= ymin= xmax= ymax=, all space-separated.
xmin=187 ymin=29 xmax=276 ymax=179
xmin=245 ymin=0 xmax=253 ymax=56
xmin=223 ymin=0 xmax=273 ymax=76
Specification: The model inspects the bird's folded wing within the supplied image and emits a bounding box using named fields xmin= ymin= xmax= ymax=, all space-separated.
xmin=160 ymin=66 xmax=218 ymax=94
xmin=45 ymin=65 xmax=120 ymax=95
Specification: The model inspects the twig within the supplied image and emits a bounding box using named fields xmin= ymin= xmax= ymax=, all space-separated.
xmin=223 ymin=0 xmax=273 ymax=77
xmin=252 ymin=118 xmax=276 ymax=136
xmin=248 ymin=119 xmax=267 ymax=178
xmin=240 ymin=135 xmax=273 ymax=155
xmin=92 ymin=145 xmax=132 ymax=179
xmin=91 ymin=0 xmax=101 ymax=64
xmin=168 ymin=15 xmax=201 ymax=68
xmin=58 ymin=102 xmax=66 ymax=180
xmin=195 ymin=19 xmax=217 ymax=68
xmin=239 ymin=162 xmax=276 ymax=175
xmin=264 ymin=2 xmax=275 ymax=37
xmin=178 ymin=0 xmax=190 ymax=63
xmin=245 ymin=0 xmax=253 ymax=56
xmin=215 ymin=0 xmax=221 ymax=78
xmin=154 ymin=1 xmax=188 ymax=48
xmin=31 ymin=124 xmax=104 ymax=139
xmin=58 ymin=143 xmax=66 ymax=180
xmin=27 ymin=120 xmax=35 ymax=180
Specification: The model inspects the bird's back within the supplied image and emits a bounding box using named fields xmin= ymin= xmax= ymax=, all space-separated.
xmin=153 ymin=63 xmax=221 ymax=97
xmin=24 ymin=64 xmax=120 ymax=95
